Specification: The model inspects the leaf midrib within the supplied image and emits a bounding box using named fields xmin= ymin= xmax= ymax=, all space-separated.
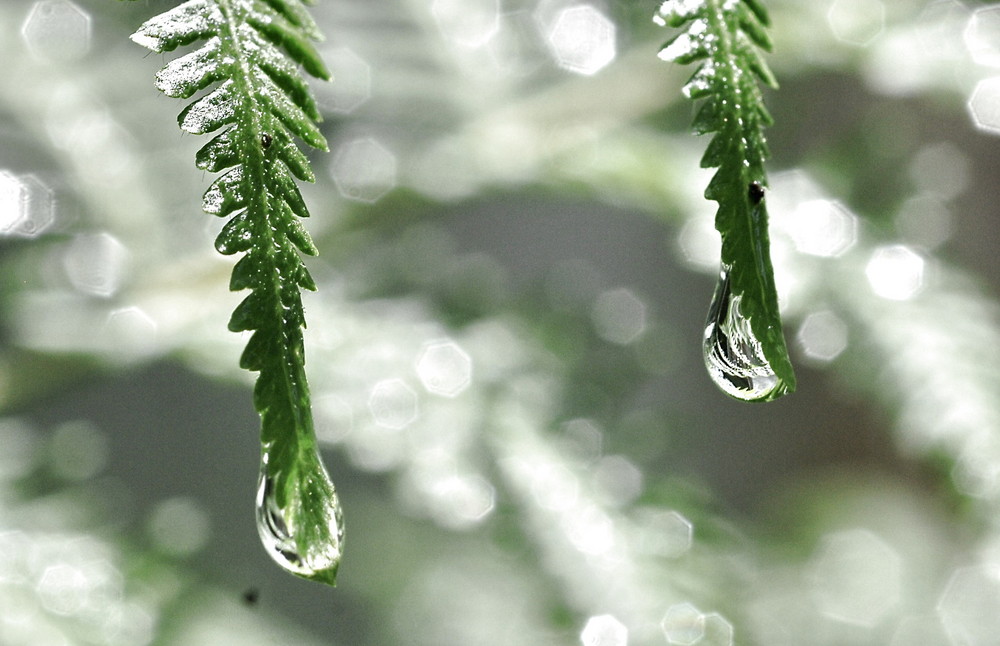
xmin=703 ymin=0 xmax=794 ymax=388
xmin=217 ymin=0 xmax=311 ymax=460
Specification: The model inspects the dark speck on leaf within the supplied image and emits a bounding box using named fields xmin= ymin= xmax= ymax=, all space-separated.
xmin=260 ymin=134 xmax=272 ymax=150
xmin=748 ymin=181 xmax=765 ymax=204
xmin=243 ymin=587 xmax=260 ymax=606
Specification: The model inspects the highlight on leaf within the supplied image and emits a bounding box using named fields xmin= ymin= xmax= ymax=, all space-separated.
xmin=130 ymin=0 xmax=344 ymax=584
xmin=655 ymin=0 xmax=795 ymax=402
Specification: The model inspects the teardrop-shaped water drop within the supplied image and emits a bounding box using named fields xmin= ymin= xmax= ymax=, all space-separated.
xmin=703 ymin=267 xmax=790 ymax=402
xmin=256 ymin=447 xmax=344 ymax=585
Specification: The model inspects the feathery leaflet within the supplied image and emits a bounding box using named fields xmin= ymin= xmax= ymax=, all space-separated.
xmin=131 ymin=0 xmax=344 ymax=584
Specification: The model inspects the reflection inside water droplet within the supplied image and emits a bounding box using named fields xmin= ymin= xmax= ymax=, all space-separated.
xmin=703 ymin=268 xmax=789 ymax=402
xmin=255 ymin=448 xmax=344 ymax=584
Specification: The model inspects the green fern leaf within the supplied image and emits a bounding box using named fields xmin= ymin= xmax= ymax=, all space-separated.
xmin=656 ymin=0 xmax=796 ymax=402
xmin=131 ymin=0 xmax=344 ymax=584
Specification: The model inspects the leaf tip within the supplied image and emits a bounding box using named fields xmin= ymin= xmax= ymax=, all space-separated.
xmin=129 ymin=30 xmax=163 ymax=53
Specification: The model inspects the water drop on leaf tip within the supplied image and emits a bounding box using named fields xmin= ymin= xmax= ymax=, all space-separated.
xmin=255 ymin=450 xmax=345 ymax=585
xmin=703 ymin=268 xmax=790 ymax=402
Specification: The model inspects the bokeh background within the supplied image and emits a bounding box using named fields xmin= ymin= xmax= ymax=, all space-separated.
xmin=2 ymin=0 xmax=1000 ymax=644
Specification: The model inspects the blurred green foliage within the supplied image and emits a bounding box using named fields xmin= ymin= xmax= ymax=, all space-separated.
xmin=2 ymin=1 xmax=1000 ymax=646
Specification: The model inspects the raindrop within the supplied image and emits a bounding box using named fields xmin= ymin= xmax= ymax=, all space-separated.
xmin=703 ymin=268 xmax=789 ymax=401
xmin=255 ymin=448 xmax=344 ymax=584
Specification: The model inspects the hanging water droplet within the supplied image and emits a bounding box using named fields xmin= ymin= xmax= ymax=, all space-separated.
xmin=255 ymin=446 xmax=344 ymax=585
xmin=703 ymin=267 xmax=790 ymax=402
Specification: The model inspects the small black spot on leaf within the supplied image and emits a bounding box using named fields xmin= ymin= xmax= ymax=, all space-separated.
xmin=243 ymin=587 xmax=260 ymax=606
xmin=748 ymin=181 xmax=765 ymax=204
xmin=260 ymin=134 xmax=272 ymax=150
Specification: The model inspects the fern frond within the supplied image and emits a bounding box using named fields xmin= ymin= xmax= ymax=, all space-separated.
xmin=131 ymin=0 xmax=344 ymax=584
xmin=656 ymin=0 xmax=795 ymax=401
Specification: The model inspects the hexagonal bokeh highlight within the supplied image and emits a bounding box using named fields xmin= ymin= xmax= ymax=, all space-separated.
xmin=546 ymin=4 xmax=616 ymax=75
xmin=367 ymin=378 xmax=419 ymax=430
xmin=826 ymin=0 xmax=885 ymax=47
xmin=968 ymin=76 xmax=1000 ymax=135
xmin=700 ymin=613 xmax=734 ymax=646
xmin=889 ymin=615 xmax=950 ymax=646
xmin=62 ymin=232 xmax=129 ymax=298
xmin=37 ymin=563 xmax=90 ymax=615
xmin=428 ymin=474 xmax=495 ymax=529
xmin=314 ymin=394 xmax=354 ymax=444
xmin=635 ymin=509 xmax=693 ymax=558
xmin=865 ymin=244 xmax=926 ymax=301
xmin=431 ymin=0 xmax=500 ymax=48
xmin=415 ymin=339 xmax=473 ymax=397
xmin=783 ymin=199 xmax=858 ymax=257
xmin=808 ymin=529 xmax=902 ymax=627
xmin=22 ymin=0 xmax=92 ymax=62
xmin=591 ymin=288 xmax=647 ymax=345
xmin=661 ymin=602 xmax=705 ymax=646
xmin=676 ymin=214 xmax=721 ymax=271
xmin=0 ymin=171 xmax=56 ymax=238
xmin=938 ymin=564 xmax=1000 ymax=646
xmin=909 ymin=142 xmax=969 ymax=202
xmin=564 ymin=504 xmax=614 ymax=556
xmin=330 ymin=137 xmax=397 ymax=203
xmin=797 ymin=310 xmax=848 ymax=363
xmin=531 ymin=464 xmax=580 ymax=512
xmin=48 ymin=420 xmax=108 ymax=482
xmin=315 ymin=47 xmax=372 ymax=114
xmin=146 ymin=497 xmax=211 ymax=558
xmin=592 ymin=455 xmax=642 ymax=506
xmin=965 ymin=6 xmax=1000 ymax=68
xmin=580 ymin=614 xmax=627 ymax=646
xmin=896 ymin=194 xmax=953 ymax=249
xmin=0 ymin=170 xmax=25 ymax=235
xmin=104 ymin=306 xmax=158 ymax=359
